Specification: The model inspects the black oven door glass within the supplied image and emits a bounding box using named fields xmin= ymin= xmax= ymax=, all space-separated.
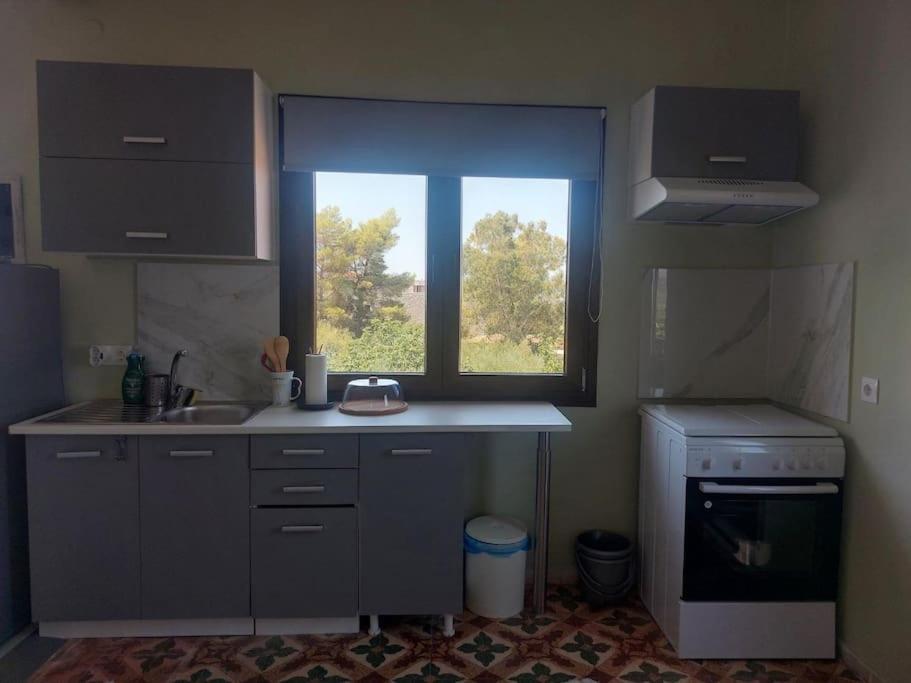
xmin=683 ymin=478 xmax=842 ymax=601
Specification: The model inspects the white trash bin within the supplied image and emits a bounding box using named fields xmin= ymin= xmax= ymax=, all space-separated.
xmin=464 ymin=516 xmax=529 ymax=618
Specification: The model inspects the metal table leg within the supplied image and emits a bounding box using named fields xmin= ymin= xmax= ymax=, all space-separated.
xmin=533 ymin=431 xmax=552 ymax=614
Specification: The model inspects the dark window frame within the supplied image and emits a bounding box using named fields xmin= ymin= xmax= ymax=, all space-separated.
xmin=278 ymin=115 xmax=599 ymax=406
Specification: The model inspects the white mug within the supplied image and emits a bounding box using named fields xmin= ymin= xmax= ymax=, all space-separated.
xmin=271 ymin=371 xmax=302 ymax=406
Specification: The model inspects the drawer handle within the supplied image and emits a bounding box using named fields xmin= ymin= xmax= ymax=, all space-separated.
xmin=281 ymin=448 xmax=326 ymax=456
xmin=282 ymin=485 xmax=325 ymax=494
xmin=390 ymin=448 xmax=433 ymax=456
xmin=56 ymin=450 xmax=101 ymax=459
xmin=280 ymin=525 xmax=324 ymax=533
xmin=126 ymin=231 xmax=169 ymax=240
xmin=123 ymin=136 xmax=167 ymax=145
xmin=169 ymin=450 xmax=214 ymax=458
xmin=708 ymin=155 xmax=747 ymax=163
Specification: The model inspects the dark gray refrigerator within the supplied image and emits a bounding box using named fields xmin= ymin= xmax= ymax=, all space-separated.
xmin=0 ymin=264 xmax=65 ymax=644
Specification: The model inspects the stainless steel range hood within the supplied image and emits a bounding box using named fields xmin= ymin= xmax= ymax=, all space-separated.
xmin=630 ymin=176 xmax=819 ymax=225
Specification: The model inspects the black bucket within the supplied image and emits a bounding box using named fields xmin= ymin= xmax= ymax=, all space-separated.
xmin=575 ymin=530 xmax=634 ymax=607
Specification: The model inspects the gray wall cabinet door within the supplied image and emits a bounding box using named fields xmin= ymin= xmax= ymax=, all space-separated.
xmin=252 ymin=508 xmax=357 ymax=618
xmin=359 ymin=434 xmax=465 ymax=615
xmin=40 ymin=157 xmax=254 ymax=256
xmin=37 ymin=61 xmax=254 ymax=163
xmin=139 ymin=436 xmax=250 ymax=619
xmin=649 ymin=86 xmax=800 ymax=181
xmin=26 ymin=436 xmax=140 ymax=621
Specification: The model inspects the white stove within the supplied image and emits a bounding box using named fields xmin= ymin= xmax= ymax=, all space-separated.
xmin=638 ymin=403 xmax=844 ymax=660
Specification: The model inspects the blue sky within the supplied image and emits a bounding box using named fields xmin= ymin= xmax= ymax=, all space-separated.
xmin=315 ymin=172 xmax=569 ymax=281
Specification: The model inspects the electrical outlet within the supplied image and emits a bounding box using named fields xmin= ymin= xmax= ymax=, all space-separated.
xmin=860 ymin=376 xmax=879 ymax=404
xmin=89 ymin=345 xmax=133 ymax=367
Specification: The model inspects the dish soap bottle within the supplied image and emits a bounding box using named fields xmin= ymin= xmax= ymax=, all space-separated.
xmin=122 ymin=350 xmax=145 ymax=405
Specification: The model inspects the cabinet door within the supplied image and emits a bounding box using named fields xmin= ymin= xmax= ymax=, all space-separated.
xmin=40 ymin=157 xmax=255 ymax=257
xmin=139 ymin=436 xmax=249 ymax=619
xmin=252 ymin=508 xmax=357 ymax=618
xmin=359 ymin=434 xmax=465 ymax=615
xmin=37 ymin=60 xmax=253 ymax=163
xmin=26 ymin=436 xmax=140 ymax=621
xmin=651 ymin=86 xmax=799 ymax=181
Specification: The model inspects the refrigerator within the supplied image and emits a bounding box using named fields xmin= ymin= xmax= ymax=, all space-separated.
xmin=0 ymin=264 xmax=65 ymax=644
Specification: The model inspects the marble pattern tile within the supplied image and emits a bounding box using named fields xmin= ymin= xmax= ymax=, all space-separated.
xmin=768 ymin=263 xmax=854 ymax=421
xmin=137 ymin=262 xmax=279 ymax=401
xmin=638 ymin=268 xmax=770 ymax=398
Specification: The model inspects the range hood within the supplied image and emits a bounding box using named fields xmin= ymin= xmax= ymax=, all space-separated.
xmin=629 ymin=86 xmax=819 ymax=226
xmin=630 ymin=176 xmax=819 ymax=225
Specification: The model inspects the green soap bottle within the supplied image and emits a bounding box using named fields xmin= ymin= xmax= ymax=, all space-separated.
xmin=122 ymin=350 xmax=145 ymax=405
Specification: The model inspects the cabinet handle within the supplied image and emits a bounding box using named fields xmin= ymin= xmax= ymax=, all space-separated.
xmin=280 ymin=525 xmax=324 ymax=533
xmin=708 ymin=155 xmax=747 ymax=163
xmin=56 ymin=450 xmax=101 ymax=459
xmin=123 ymin=136 xmax=167 ymax=144
xmin=169 ymin=450 xmax=214 ymax=458
xmin=125 ymin=231 xmax=169 ymax=240
xmin=390 ymin=448 xmax=433 ymax=456
xmin=281 ymin=448 xmax=326 ymax=456
xmin=282 ymin=485 xmax=325 ymax=494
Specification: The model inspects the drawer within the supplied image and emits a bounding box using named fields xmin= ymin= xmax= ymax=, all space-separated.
xmin=252 ymin=469 xmax=357 ymax=506
xmin=37 ymin=61 xmax=253 ymax=163
xmin=252 ymin=507 xmax=357 ymax=617
xmin=251 ymin=435 xmax=358 ymax=469
xmin=40 ymin=157 xmax=255 ymax=256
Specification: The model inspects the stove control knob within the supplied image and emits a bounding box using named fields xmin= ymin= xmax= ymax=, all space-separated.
xmin=732 ymin=458 xmax=744 ymax=471
xmin=815 ymin=457 xmax=828 ymax=471
xmin=787 ymin=458 xmax=798 ymax=471
xmin=701 ymin=458 xmax=713 ymax=471
xmin=772 ymin=458 xmax=783 ymax=472
xmin=800 ymin=458 xmax=812 ymax=470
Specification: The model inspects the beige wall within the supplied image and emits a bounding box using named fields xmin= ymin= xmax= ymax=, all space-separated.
xmin=775 ymin=2 xmax=911 ymax=679
xmin=1 ymin=0 xmax=788 ymax=612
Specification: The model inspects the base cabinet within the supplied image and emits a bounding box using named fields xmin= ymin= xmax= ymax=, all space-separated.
xmin=26 ymin=436 xmax=141 ymax=621
xmin=252 ymin=508 xmax=357 ymax=618
xmin=139 ymin=436 xmax=250 ymax=618
xmin=358 ymin=434 xmax=465 ymax=615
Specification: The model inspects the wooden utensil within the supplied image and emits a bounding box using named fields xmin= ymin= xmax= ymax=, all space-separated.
xmin=263 ymin=337 xmax=281 ymax=373
xmin=274 ymin=336 xmax=290 ymax=373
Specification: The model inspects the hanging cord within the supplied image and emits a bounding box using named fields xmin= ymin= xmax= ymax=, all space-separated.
xmin=587 ymin=109 xmax=607 ymax=323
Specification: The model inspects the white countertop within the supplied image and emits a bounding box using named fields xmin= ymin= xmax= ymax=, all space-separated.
xmin=9 ymin=401 xmax=572 ymax=436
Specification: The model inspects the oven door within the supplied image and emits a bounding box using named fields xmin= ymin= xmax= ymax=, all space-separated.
xmin=683 ymin=477 xmax=842 ymax=601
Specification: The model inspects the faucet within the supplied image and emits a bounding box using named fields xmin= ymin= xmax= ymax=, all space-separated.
xmin=167 ymin=350 xmax=189 ymax=409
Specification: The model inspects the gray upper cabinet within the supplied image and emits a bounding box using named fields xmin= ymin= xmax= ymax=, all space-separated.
xmin=630 ymin=86 xmax=800 ymax=183
xmin=26 ymin=436 xmax=141 ymax=622
xmin=36 ymin=60 xmax=275 ymax=259
xmin=139 ymin=436 xmax=250 ymax=619
xmin=37 ymin=61 xmax=254 ymax=163
xmin=359 ymin=434 xmax=465 ymax=615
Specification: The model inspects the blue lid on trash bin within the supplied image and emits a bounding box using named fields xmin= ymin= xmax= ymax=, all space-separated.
xmin=464 ymin=516 xmax=529 ymax=555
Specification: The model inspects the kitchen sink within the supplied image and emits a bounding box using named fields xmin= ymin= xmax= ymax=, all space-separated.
xmin=152 ymin=402 xmax=267 ymax=425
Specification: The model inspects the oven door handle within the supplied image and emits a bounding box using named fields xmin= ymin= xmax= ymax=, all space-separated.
xmin=699 ymin=482 xmax=840 ymax=495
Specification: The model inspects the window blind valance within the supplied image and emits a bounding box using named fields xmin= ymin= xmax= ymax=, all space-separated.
xmin=281 ymin=96 xmax=605 ymax=179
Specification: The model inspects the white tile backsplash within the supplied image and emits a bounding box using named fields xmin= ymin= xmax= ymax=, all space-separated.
xmin=137 ymin=262 xmax=279 ymax=401
xmin=639 ymin=263 xmax=854 ymax=421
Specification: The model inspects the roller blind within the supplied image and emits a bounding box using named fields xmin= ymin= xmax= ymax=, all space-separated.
xmin=281 ymin=96 xmax=605 ymax=179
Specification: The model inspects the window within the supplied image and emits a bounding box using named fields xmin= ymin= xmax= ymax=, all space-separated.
xmin=460 ymin=177 xmax=569 ymax=375
xmin=313 ymin=172 xmax=427 ymax=374
xmin=279 ymin=96 xmax=602 ymax=405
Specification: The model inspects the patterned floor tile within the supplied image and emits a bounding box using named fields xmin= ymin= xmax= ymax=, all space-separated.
xmin=28 ymin=585 xmax=864 ymax=682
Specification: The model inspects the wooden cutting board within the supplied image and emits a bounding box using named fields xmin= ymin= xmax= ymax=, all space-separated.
xmin=338 ymin=399 xmax=408 ymax=416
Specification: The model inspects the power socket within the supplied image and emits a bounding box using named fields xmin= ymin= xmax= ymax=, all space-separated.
xmin=89 ymin=345 xmax=133 ymax=367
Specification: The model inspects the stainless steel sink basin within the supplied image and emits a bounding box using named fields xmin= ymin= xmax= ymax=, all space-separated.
xmin=153 ymin=402 xmax=267 ymax=425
